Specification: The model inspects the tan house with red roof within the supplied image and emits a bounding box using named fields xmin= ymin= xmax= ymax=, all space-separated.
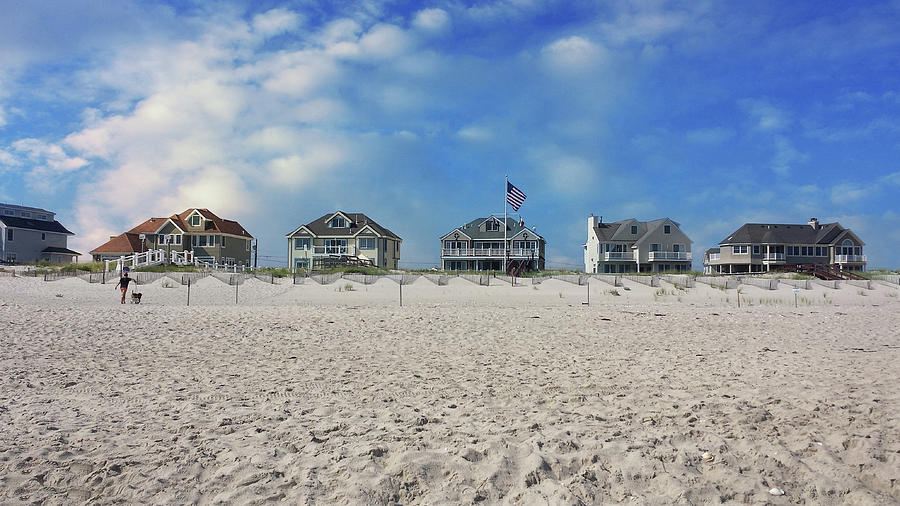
xmin=90 ymin=208 xmax=253 ymax=266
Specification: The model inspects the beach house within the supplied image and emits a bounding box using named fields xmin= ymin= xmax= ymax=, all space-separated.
xmin=703 ymin=218 xmax=866 ymax=274
xmin=0 ymin=203 xmax=80 ymax=263
xmin=285 ymin=212 xmax=402 ymax=271
xmin=583 ymin=216 xmax=693 ymax=273
xmin=90 ymin=208 xmax=253 ymax=266
xmin=440 ymin=216 xmax=546 ymax=271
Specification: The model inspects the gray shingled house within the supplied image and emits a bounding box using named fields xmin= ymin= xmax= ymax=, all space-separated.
xmin=703 ymin=218 xmax=866 ymax=274
xmin=0 ymin=203 xmax=80 ymax=263
xmin=583 ymin=215 xmax=693 ymax=273
xmin=440 ymin=216 xmax=545 ymax=271
xmin=285 ymin=211 xmax=402 ymax=271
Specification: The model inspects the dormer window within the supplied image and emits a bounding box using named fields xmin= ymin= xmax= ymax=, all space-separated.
xmin=329 ymin=216 xmax=347 ymax=228
xmin=190 ymin=215 xmax=201 ymax=227
xmin=485 ymin=220 xmax=500 ymax=232
xmin=631 ymin=225 xmax=638 ymax=234
xmin=664 ymin=225 xmax=671 ymax=234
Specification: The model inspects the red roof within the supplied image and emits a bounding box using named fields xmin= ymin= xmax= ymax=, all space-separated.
xmin=90 ymin=233 xmax=145 ymax=254
xmin=91 ymin=208 xmax=252 ymax=254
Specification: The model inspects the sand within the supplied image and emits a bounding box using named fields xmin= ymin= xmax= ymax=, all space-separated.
xmin=0 ymin=274 xmax=898 ymax=504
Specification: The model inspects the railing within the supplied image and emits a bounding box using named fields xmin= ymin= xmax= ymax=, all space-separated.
xmin=603 ymin=252 xmax=633 ymax=261
xmin=648 ymin=251 xmax=692 ymax=261
xmin=835 ymin=255 xmax=866 ymax=263
xmin=442 ymin=248 xmax=537 ymax=258
xmin=763 ymin=253 xmax=785 ymax=261
xmin=313 ymin=245 xmax=357 ymax=256
xmin=170 ymin=250 xmax=194 ymax=265
xmin=105 ymin=249 xmax=167 ymax=272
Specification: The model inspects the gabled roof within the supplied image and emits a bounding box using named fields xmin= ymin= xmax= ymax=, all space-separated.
xmin=590 ymin=218 xmax=681 ymax=243
xmin=719 ymin=222 xmax=864 ymax=246
xmin=445 ymin=217 xmax=545 ymax=241
xmin=0 ymin=216 xmax=74 ymax=234
xmin=125 ymin=208 xmax=252 ymax=238
xmin=289 ymin=212 xmax=401 ymax=240
xmin=90 ymin=233 xmax=145 ymax=255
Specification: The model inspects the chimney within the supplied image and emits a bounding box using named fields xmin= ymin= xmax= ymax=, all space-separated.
xmin=808 ymin=218 xmax=819 ymax=229
xmin=588 ymin=214 xmax=598 ymax=230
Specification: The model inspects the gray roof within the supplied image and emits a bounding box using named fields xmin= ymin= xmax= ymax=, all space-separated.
xmin=289 ymin=212 xmax=401 ymax=240
xmin=42 ymin=246 xmax=82 ymax=255
xmin=719 ymin=222 xmax=862 ymax=246
xmin=445 ymin=217 xmax=544 ymax=241
xmin=0 ymin=216 xmax=74 ymax=234
xmin=705 ymin=247 xmax=720 ymax=254
xmin=590 ymin=218 xmax=677 ymax=243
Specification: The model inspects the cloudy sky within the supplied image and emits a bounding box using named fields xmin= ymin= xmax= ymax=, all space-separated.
xmin=2 ymin=0 xmax=900 ymax=269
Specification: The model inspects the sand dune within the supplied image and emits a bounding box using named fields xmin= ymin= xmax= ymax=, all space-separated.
xmin=1 ymin=275 xmax=898 ymax=504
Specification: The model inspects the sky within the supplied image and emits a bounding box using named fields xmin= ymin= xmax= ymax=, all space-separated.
xmin=2 ymin=0 xmax=900 ymax=270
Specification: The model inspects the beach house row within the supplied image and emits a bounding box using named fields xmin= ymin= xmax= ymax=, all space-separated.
xmin=0 ymin=203 xmax=81 ymax=264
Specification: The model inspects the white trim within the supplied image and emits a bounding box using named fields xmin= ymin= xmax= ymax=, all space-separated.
xmin=440 ymin=228 xmax=472 ymax=241
xmin=285 ymin=224 xmax=317 ymax=238
xmin=508 ymin=228 xmax=544 ymax=241
xmin=152 ymin=218 xmax=186 ymax=234
xmin=352 ymin=224 xmax=382 ymax=238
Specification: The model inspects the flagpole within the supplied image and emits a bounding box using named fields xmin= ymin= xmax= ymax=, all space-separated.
xmin=504 ymin=174 xmax=508 ymax=273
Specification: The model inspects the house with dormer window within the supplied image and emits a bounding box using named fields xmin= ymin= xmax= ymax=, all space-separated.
xmin=440 ymin=216 xmax=546 ymax=271
xmin=703 ymin=218 xmax=866 ymax=274
xmin=285 ymin=211 xmax=402 ymax=271
xmin=583 ymin=215 xmax=693 ymax=273
xmin=90 ymin=208 xmax=253 ymax=265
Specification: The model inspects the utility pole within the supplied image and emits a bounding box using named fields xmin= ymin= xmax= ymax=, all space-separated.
xmin=253 ymin=239 xmax=258 ymax=270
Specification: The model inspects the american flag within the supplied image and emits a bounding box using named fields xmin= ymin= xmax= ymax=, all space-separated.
xmin=506 ymin=181 xmax=526 ymax=211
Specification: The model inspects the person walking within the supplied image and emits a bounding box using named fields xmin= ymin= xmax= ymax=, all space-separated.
xmin=115 ymin=272 xmax=134 ymax=304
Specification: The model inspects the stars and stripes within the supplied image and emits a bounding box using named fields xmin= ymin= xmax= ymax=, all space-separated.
xmin=506 ymin=181 xmax=526 ymax=211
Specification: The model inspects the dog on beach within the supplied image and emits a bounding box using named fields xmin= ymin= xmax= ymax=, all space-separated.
xmin=131 ymin=292 xmax=142 ymax=304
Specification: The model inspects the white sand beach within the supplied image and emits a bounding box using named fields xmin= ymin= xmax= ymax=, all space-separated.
xmin=1 ymin=274 xmax=898 ymax=504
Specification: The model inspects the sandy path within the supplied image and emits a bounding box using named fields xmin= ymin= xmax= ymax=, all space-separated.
xmin=0 ymin=276 xmax=898 ymax=504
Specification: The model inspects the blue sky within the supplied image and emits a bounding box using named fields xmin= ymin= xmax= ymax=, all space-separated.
xmin=2 ymin=0 xmax=900 ymax=269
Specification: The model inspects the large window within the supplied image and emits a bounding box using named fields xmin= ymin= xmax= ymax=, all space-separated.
xmin=190 ymin=215 xmax=201 ymax=227
xmin=6 ymin=229 xmax=12 ymax=241
xmin=294 ymin=238 xmax=310 ymax=250
xmin=358 ymin=237 xmax=376 ymax=250
xmin=329 ymin=216 xmax=347 ymax=228
xmin=753 ymin=245 xmax=760 ymax=255
xmin=474 ymin=241 xmax=504 ymax=250
xmin=650 ymin=243 xmax=661 ymax=252
xmin=733 ymin=245 xmax=748 ymax=254
xmin=444 ymin=241 xmax=466 ymax=249
xmin=513 ymin=241 xmax=537 ymax=250
xmin=325 ymin=238 xmax=348 ymax=253
xmin=485 ymin=220 xmax=500 ymax=232
xmin=631 ymin=225 xmax=638 ymax=234
xmin=664 ymin=225 xmax=671 ymax=234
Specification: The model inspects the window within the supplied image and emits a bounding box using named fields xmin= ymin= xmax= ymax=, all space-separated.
xmin=6 ymin=229 xmax=12 ymax=241
xmin=444 ymin=241 xmax=466 ymax=249
xmin=41 ymin=233 xmax=46 ymax=241
xmin=221 ymin=236 xmax=226 ymax=247
xmin=175 ymin=235 xmax=181 ymax=245
xmin=208 ymin=235 xmax=216 ymax=246
xmin=294 ymin=238 xmax=310 ymax=250
xmin=294 ymin=258 xmax=309 ymax=269
xmin=787 ymin=246 xmax=801 ymax=256
xmin=359 ymin=237 xmax=376 ymax=250
xmin=246 ymin=239 xmax=251 ymax=251
xmin=753 ymin=245 xmax=760 ymax=255
xmin=673 ymin=244 xmax=683 ymax=252
xmin=485 ymin=220 xmax=500 ymax=232
xmin=198 ymin=235 xmax=208 ymax=247
xmin=474 ymin=241 xmax=504 ymax=250
xmin=159 ymin=234 xmax=166 ymax=244
xmin=733 ymin=245 xmax=748 ymax=254
xmin=329 ymin=216 xmax=347 ymax=228
xmin=815 ymin=246 xmax=824 ymax=256
xmin=664 ymin=225 xmax=671 ymax=234
xmin=650 ymin=243 xmax=661 ymax=252
xmin=190 ymin=215 xmax=201 ymax=227
xmin=23 ymin=212 xmax=30 ymax=218
xmin=631 ymin=225 xmax=638 ymax=234
xmin=325 ymin=238 xmax=348 ymax=253
xmin=513 ymin=241 xmax=537 ymax=250
xmin=3 ymin=210 xmax=12 ymax=216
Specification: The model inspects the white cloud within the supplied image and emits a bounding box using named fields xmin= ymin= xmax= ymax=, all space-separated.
xmin=830 ymin=183 xmax=871 ymax=204
xmin=357 ymin=24 xmax=412 ymax=60
xmin=251 ymin=8 xmax=301 ymax=38
xmin=771 ymin=136 xmax=807 ymax=176
xmin=412 ymin=8 xmax=450 ymax=33
xmin=540 ymin=36 xmax=606 ymax=72
xmin=741 ymin=98 xmax=790 ymax=131
xmin=457 ymin=125 xmax=493 ymax=142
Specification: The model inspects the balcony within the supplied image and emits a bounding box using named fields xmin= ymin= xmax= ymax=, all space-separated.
xmin=835 ymin=254 xmax=866 ymax=263
xmin=442 ymin=248 xmax=538 ymax=258
xmin=313 ymin=245 xmax=357 ymax=256
xmin=603 ymin=252 xmax=634 ymax=261
xmin=648 ymin=251 xmax=692 ymax=261
xmin=763 ymin=253 xmax=785 ymax=261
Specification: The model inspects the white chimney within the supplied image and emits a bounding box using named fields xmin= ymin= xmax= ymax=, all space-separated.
xmin=588 ymin=214 xmax=598 ymax=230
xmin=808 ymin=217 xmax=819 ymax=229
